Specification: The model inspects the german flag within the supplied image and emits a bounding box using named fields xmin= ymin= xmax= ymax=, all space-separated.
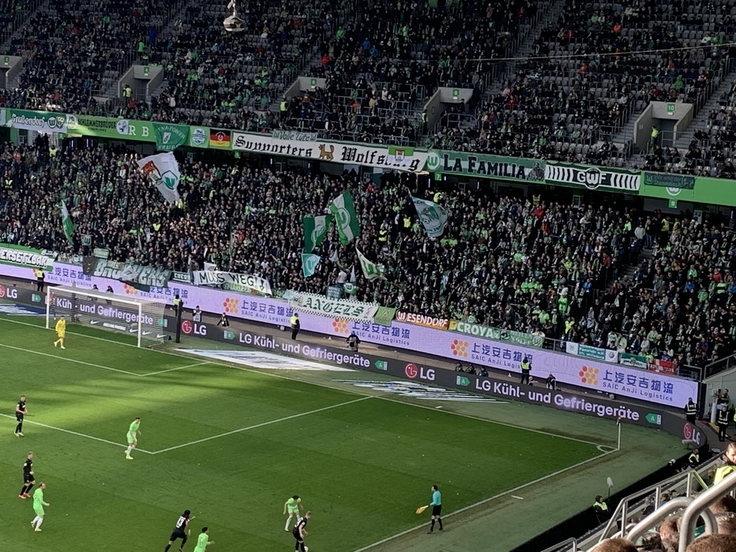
xmin=210 ymin=129 xmax=232 ymax=148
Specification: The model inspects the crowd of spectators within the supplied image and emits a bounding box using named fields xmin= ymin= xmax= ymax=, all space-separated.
xmin=1 ymin=141 xmax=735 ymax=369
xmin=2 ymin=0 xmax=736 ymax=176
xmin=429 ymin=0 xmax=729 ymax=165
xmin=4 ymin=0 xmax=171 ymax=112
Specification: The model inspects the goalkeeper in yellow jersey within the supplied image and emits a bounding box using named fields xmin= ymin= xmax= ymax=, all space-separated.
xmin=53 ymin=317 xmax=66 ymax=349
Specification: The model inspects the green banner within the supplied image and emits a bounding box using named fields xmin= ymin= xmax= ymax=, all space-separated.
xmin=6 ymin=109 xmax=67 ymax=133
xmin=373 ymin=306 xmax=396 ymax=326
xmin=0 ymin=243 xmax=56 ymax=270
xmin=577 ymin=344 xmax=606 ymax=361
xmin=642 ymin=172 xmax=695 ymax=189
xmin=639 ymin=176 xmax=736 ymax=206
xmin=426 ymin=150 xmax=545 ymax=182
xmin=66 ymin=114 xmax=155 ymax=142
xmin=690 ymin=177 xmax=736 ymax=206
xmin=153 ymin=123 xmax=188 ymax=151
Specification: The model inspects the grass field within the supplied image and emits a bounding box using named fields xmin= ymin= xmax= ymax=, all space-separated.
xmin=0 ymin=314 xmax=681 ymax=552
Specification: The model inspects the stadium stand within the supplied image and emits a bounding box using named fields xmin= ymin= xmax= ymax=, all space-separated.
xmin=1 ymin=0 xmax=735 ymax=177
xmin=1 ymin=142 xmax=734 ymax=370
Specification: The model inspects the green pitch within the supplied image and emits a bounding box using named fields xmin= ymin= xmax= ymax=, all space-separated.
xmin=0 ymin=316 xmax=605 ymax=551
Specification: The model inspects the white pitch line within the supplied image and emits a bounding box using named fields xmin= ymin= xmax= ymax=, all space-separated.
xmin=0 ymin=338 xmax=207 ymax=378
xmin=0 ymin=318 xmax=615 ymax=450
xmin=0 ymin=342 xmax=141 ymax=376
xmin=149 ymin=396 xmax=372 ymax=455
xmin=0 ymin=413 xmax=154 ymax=454
xmin=141 ymin=362 xmax=209 ymax=377
xmin=351 ymin=448 xmax=617 ymax=552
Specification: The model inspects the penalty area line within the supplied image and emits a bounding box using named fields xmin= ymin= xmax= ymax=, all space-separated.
xmin=0 ymin=413 xmax=154 ymax=454
xmin=149 ymin=396 xmax=372 ymax=455
xmin=351 ymin=448 xmax=617 ymax=552
xmin=0 ymin=342 xmax=141 ymax=376
xmin=140 ymin=362 xmax=210 ymax=377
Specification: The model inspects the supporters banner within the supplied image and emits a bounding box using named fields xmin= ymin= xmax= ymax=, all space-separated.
xmin=191 ymin=270 xmax=272 ymax=295
xmin=90 ymin=259 xmax=172 ymax=287
xmin=640 ymin=176 xmax=736 ymax=207
xmin=288 ymin=292 xmax=379 ymax=321
xmin=448 ymin=320 xmax=544 ymax=348
xmin=565 ymin=341 xmax=618 ymax=363
xmin=6 ymin=109 xmax=67 ymax=133
xmin=189 ymin=127 xmax=209 ymax=148
xmin=0 ymin=244 xmax=56 ymax=270
xmin=425 ymin=150 xmax=546 ymax=182
xmin=642 ymin=172 xmax=695 ymax=190
xmin=396 ymin=311 xmax=449 ymax=330
xmin=373 ymin=306 xmax=396 ymax=326
xmin=231 ymin=132 xmax=428 ymax=173
xmin=0 ymin=261 xmax=698 ymax=406
xmin=65 ymin=114 xmax=154 ymax=142
xmin=545 ymin=163 xmax=641 ymax=191
xmin=137 ymin=152 xmax=181 ymax=204
xmin=152 ymin=123 xmax=189 ymax=152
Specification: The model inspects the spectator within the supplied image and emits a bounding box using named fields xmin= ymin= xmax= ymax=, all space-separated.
xmin=686 ymin=534 xmax=736 ymax=551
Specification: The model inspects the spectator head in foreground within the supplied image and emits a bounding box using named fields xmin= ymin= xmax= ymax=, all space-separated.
xmin=660 ymin=515 xmax=682 ymax=552
xmin=685 ymin=534 xmax=736 ymax=551
xmin=589 ymin=537 xmax=638 ymax=552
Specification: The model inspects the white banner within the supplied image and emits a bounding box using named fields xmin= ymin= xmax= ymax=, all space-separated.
xmin=192 ymin=270 xmax=272 ymax=296
xmin=288 ymin=292 xmax=379 ymax=321
xmin=231 ymin=133 xmax=428 ymax=173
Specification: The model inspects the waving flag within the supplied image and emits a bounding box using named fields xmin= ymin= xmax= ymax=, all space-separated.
xmin=137 ymin=152 xmax=181 ymax=204
xmin=329 ymin=191 xmax=360 ymax=245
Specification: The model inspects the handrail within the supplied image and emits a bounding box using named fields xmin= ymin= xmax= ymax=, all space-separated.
xmin=678 ymin=474 xmax=736 ymax=552
xmin=539 ymin=537 xmax=578 ymax=552
xmin=625 ymin=496 xmax=717 ymax=543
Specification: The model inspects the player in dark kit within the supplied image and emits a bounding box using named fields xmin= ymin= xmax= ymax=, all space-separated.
xmin=15 ymin=395 xmax=27 ymax=436
xmin=19 ymin=451 xmax=35 ymax=499
xmin=165 ymin=510 xmax=195 ymax=552
xmin=292 ymin=511 xmax=311 ymax=552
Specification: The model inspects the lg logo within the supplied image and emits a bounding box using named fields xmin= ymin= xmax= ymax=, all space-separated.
xmin=0 ymin=286 xmax=18 ymax=299
xmin=181 ymin=320 xmax=207 ymax=336
xmin=683 ymin=422 xmax=703 ymax=446
xmin=181 ymin=320 xmax=193 ymax=334
xmin=404 ymin=363 xmax=435 ymax=381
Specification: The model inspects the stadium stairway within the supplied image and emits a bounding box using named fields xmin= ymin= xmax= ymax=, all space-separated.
xmin=673 ymin=71 xmax=736 ymax=153
xmin=473 ymin=0 xmax=567 ymax=113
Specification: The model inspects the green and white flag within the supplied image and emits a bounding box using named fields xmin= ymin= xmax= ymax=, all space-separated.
xmin=411 ymin=196 xmax=450 ymax=239
xmin=344 ymin=265 xmax=357 ymax=295
xmin=301 ymin=253 xmax=321 ymax=277
xmin=329 ymin=190 xmax=360 ymax=245
xmin=356 ymin=248 xmax=383 ymax=281
xmin=302 ymin=215 xmax=333 ymax=253
xmin=60 ymin=201 xmax=75 ymax=245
